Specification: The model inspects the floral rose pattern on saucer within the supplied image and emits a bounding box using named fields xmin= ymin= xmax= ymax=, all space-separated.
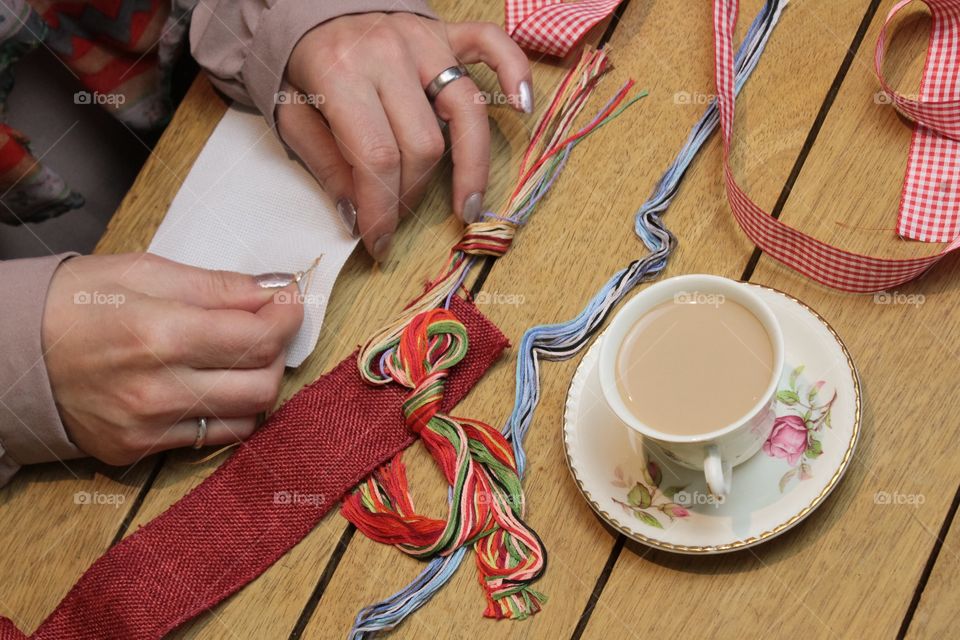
xmin=611 ymin=461 xmax=690 ymax=529
xmin=608 ymin=364 xmax=842 ymax=530
xmin=764 ymin=364 xmax=837 ymax=492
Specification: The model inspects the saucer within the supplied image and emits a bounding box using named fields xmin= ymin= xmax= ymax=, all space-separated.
xmin=563 ymin=284 xmax=861 ymax=554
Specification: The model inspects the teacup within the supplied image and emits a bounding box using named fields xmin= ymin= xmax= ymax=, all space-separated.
xmin=598 ymin=274 xmax=784 ymax=499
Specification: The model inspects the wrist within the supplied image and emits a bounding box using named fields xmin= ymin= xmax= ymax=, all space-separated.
xmin=0 ymin=254 xmax=83 ymax=468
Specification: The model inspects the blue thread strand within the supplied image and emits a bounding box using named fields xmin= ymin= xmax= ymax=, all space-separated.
xmin=509 ymin=0 xmax=788 ymax=475
xmin=348 ymin=3 xmax=786 ymax=634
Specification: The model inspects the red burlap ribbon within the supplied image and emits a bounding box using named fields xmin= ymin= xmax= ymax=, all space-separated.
xmin=0 ymin=298 xmax=507 ymax=640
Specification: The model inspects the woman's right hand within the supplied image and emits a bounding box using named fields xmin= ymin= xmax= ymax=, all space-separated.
xmin=41 ymin=253 xmax=304 ymax=466
xmin=280 ymin=13 xmax=532 ymax=262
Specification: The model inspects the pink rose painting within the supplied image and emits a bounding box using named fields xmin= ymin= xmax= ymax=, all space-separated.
xmin=612 ymin=365 xmax=841 ymax=515
xmin=763 ymin=415 xmax=808 ymax=465
xmin=765 ymin=365 xmax=837 ymax=492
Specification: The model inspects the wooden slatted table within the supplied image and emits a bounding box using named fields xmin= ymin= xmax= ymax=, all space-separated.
xmin=2 ymin=1 xmax=957 ymax=637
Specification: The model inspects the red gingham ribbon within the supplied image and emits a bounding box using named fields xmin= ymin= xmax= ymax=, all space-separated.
xmin=879 ymin=0 xmax=960 ymax=241
xmin=505 ymin=0 xmax=625 ymax=57
xmin=715 ymin=0 xmax=960 ymax=292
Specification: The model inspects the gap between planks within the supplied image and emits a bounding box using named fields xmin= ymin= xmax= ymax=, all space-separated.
xmin=103 ymin=2 xmax=951 ymax=638
xmin=577 ymin=1 xmax=885 ymax=638
xmin=282 ymin=2 xmax=638 ymax=635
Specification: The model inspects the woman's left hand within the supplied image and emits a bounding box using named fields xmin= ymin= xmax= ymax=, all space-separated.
xmin=279 ymin=13 xmax=532 ymax=262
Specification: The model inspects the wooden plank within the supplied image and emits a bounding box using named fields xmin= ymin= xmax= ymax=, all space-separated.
xmin=0 ymin=460 xmax=151 ymax=630
xmin=906 ymin=503 xmax=960 ymax=638
xmin=297 ymin=0 xmax=816 ymax=637
xmin=587 ymin=2 xmax=960 ymax=638
xmin=99 ymin=3 xmax=580 ymax=639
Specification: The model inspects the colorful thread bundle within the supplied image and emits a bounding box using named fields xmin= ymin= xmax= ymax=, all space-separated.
xmin=342 ymin=309 xmax=547 ymax=619
xmin=346 ymin=2 xmax=785 ymax=637
xmin=358 ymin=49 xmax=643 ymax=386
xmin=343 ymin=48 xmax=646 ymax=634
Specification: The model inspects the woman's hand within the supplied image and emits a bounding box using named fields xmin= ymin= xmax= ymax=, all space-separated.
xmin=41 ymin=253 xmax=303 ymax=466
xmin=279 ymin=13 xmax=532 ymax=262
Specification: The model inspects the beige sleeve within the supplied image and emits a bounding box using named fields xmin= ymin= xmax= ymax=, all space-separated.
xmin=0 ymin=253 xmax=84 ymax=487
xmin=189 ymin=0 xmax=438 ymax=128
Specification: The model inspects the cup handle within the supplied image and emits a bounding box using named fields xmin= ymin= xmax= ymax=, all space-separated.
xmin=704 ymin=444 xmax=731 ymax=500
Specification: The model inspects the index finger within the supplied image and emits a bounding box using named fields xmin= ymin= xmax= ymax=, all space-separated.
xmin=178 ymin=287 xmax=303 ymax=369
xmin=431 ymin=73 xmax=491 ymax=224
xmin=320 ymin=80 xmax=402 ymax=262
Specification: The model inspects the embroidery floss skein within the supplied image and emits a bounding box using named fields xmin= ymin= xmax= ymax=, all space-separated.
xmin=507 ymin=0 xmax=787 ymax=473
xmin=342 ymin=310 xmax=547 ymax=619
xmin=346 ymin=2 xmax=786 ymax=637
xmin=341 ymin=48 xmax=646 ymax=631
xmin=357 ymin=49 xmax=641 ymax=384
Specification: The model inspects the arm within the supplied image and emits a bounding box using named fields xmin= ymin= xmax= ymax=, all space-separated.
xmin=189 ymin=0 xmax=438 ymax=129
xmin=2 ymin=253 xmax=305 ymax=487
xmin=189 ymin=1 xmax=532 ymax=264
xmin=0 ymin=254 xmax=83 ymax=487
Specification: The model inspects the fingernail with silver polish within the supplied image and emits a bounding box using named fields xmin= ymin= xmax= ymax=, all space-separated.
xmin=519 ymin=80 xmax=533 ymax=114
xmin=337 ymin=197 xmax=360 ymax=238
xmin=373 ymin=233 xmax=394 ymax=263
xmin=256 ymin=272 xmax=296 ymax=289
xmin=462 ymin=192 xmax=484 ymax=224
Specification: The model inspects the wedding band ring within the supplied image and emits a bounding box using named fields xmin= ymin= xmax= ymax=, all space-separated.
xmin=192 ymin=417 xmax=208 ymax=449
xmin=425 ymin=65 xmax=469 ymax=101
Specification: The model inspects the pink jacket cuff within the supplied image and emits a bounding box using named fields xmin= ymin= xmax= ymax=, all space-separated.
xmin=190 ymin=0 xmax=438 ymax=129
xmin=0 ymin=253 xmax=83 ymax=487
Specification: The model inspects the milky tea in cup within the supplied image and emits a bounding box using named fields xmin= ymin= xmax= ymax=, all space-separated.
xmin=615 ymin=295 xmax=774 ymax=436
xmin=598 ymin=275 xmax=784 ymax=499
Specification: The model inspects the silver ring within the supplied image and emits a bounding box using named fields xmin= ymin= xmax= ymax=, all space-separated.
xmin=192 ymin=417 xmax=208 ymax=449
xmin=425 ymin=65 xmax=469 ymax=101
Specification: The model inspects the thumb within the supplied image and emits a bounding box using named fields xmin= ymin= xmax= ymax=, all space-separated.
xmin=128 ymin=253 xmax=297 ymax=312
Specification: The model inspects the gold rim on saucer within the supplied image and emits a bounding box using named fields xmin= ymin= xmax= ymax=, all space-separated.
xmin=562 ymin=284 xmax=862 ymax=554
